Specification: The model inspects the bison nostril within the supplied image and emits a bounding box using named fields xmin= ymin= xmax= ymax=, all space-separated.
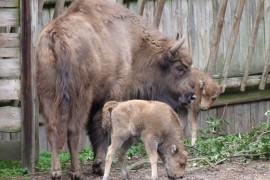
xmin=190 ymin=94 xmax=196 ymax=102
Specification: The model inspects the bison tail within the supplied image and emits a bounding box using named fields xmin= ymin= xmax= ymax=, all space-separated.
xmin=51 ymin=35 xmax=77 ymax=144
xmin=102 ymin=101 xmax=119 ymax=131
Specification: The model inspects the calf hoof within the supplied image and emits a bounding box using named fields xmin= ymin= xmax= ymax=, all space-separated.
xmin=69 ymin=171 xmax=85 ymax=180
xmin=51 ymin=170 xmax=62 ymax=179
xmin=92 ymin=159 xmax=104 ymax=176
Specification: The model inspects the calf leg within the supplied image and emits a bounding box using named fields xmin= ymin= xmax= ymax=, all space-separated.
xmin=142 ymin=135 xmax=159 ymax=180
xmin=188 ymin=109 xmax=199 ymax=146
xmin=118 ymin=138 xmax=135 ymax=180
xmin=103 ymin=135 xmax=125 ymax=180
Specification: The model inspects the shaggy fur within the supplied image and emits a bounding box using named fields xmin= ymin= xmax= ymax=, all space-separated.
xmin=102 ymin=100 xmax=187 ymax=180
xmin=36 ymin=0 xmax=194 ymax=178
xmin=179 ymin=68 xmax=223 ymax=146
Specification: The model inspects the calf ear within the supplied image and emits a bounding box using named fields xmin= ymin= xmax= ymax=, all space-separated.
xmin=199 ymin=80 xmax=204 ymax=89
xmin=220 ymin=85 xmax=226 ymax=93
xmin=171 ymin=144 xmax=178 ymax=154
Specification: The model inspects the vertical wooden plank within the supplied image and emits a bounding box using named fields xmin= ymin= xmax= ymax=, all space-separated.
xmin=250 ymin=101 xmax=260 ymax=128
xmin=39 ymin=125 xmax=47 ymax=152
xmin=217 ymin=106 xmax=228 ymax=135
xmin=234 ymin=104 xmax=245 ymax=133
xmin=187 ymin=0 xmax=197 ymax=68
xmin=258 ymin=101 xmax=268 ymax=124
xmin=199 ymin=110 xmax=209 ymax=136
xmin=243 ymin=103 xmax=251 ymax=132
xmin=21 ymin=0 xmax=38 ymax=172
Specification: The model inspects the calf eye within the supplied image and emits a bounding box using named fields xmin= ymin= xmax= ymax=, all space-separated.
xmin=179 ymin=162 xmax=185 ymax=168
xmin=211 ymin=97 xmax=217 ymax=101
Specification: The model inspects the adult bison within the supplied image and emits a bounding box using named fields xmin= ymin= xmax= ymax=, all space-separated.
xmin=36 ymin=0 xmax=195 ymax=179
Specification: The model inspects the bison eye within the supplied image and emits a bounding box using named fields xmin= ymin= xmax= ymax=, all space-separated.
xmin=176 ymin=66 xmax=184 ymax=75
xmin=211 ymin=97 xmax=217 ymax=101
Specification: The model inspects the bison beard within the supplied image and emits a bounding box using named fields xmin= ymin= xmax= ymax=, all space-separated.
xmin=36 ymin=0 xmax=195 ymax=179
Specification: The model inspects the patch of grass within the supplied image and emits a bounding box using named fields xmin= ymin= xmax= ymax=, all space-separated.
xmin=0 ymin=161 xmax=28 ymax=177
xmin=126 ymin=141 xmax=147 ymax=159
xmin=186 ymin=117 xmax=270 ymax=167
xmin=37 ymin=147 xmax=94 ymax=172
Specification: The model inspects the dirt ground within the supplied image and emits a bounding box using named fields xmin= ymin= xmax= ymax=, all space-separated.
xmin=28 ymin=158 xmax=270 ymax=180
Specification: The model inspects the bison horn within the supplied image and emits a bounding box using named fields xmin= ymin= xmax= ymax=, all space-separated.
xmin=170 ymin=36 xmax=185 ymax=54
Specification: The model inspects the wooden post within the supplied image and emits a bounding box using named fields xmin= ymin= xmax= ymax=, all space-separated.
xmin=53 ymin=0 xmax=65 ymax=19
xmin=259 ymin=38 xmax=270 ymax=90
xmin=138 ymin=0 xmax=146 ymax=16
xmin=240 ymin=0 xmax=264 ymax=91
xmin=206 ymin=0 xmax=228 ymax=76
xmin=21 ymin=0 xmax=38 ymax=172
xmin=153 ymin=0 xmax=166 ymax=29
xmin=221 ymin=0 xmax=245 ymax=87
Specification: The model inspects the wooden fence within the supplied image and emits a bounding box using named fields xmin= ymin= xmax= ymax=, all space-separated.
xmin=1 ymin=0 xmax=270 ymax=155
xmin=0 ymin=0 xmax=39 ymax=172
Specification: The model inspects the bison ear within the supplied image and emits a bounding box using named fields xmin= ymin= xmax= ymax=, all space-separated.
xmin=169 ymin=36 xmax=185 ymax=55
xmin=171 ymin=144 xmax=178 ymax=154
xmin=199 ymin=80 xmax=204 ymax=89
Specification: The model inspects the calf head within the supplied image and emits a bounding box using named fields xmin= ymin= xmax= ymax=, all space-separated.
xmin=155 ymin=37 xmax=195 ymax=109
xmin=199 ymin=80 xmax=223 ymax=110
xmin=162 ymin=144 xmax=188 ymax=179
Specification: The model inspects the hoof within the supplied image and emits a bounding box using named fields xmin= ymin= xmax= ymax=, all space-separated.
xmin=51 ymin=170 xmax=62 ymax=179
xmin=92 ymin=159 xmax=104 ymax=176
xmin=69 ymin=171 xmax=85 ymax=180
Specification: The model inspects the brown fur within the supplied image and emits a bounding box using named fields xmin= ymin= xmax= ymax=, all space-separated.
xmin=102 ymin=100 xmax=187 ymax=180
xmin=179 ymin=68 xmax=223 ymax=146
xmin=36 ymin=0 xmax=194 ymax=178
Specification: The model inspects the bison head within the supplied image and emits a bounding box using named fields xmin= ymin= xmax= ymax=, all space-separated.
xmin=163 ymin=144 xmax=188 ymax=179
xmin=155 ymin=37 xmax=196 ymax=109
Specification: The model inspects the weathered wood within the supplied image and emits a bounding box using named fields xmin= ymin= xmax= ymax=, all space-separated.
xmin=221 ymin=0 xmax=245 ymax=86
xmin=0 ymin=107 xmax=21 ymax=132
xmin=0 ymin=33 xmax=20 ymax=47
xmin=0 ymin=59 xmax=20 ymax=77
xmin=153 ymin=0 xmax=165 ymax=29
xmin=53 ymin=0 xmax=65 ymax=19
xmin=240 ymin=0 xmax=264 ymax=91
xmin=0 ymin=47 xmax=20 ymax=57
xmin=224 ymin=74 xmax=270 ymax=89
xmin=206 ymin=0 xmax=228 ymax=75
xmin=44 ymin=0 xmax=72 ymax=5
xmin=0 ymin=79 xmax=20 ymax=100
xmin=138 ymin=0 xmax=146 ymax=15
xmin=259 ymin=36 xmax=270 ymax=90
xmin=0 ymin=140 xmax=21 ymax=160
xmin=213 ymin=89 xmax=270 ymax=107
xmin=0 ymin=9 xmax=20 ymax=27
xmin=234 ymin=105 xmax=245 ymax=133
xmin=21 ymin=0 xmax=38 ymax=172
xmin=0 ymin=0 xmax=19 ymax=7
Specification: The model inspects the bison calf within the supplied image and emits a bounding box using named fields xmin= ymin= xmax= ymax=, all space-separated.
xmin=102 ymin=100 xmax=188 ymax=180
xmin=180 ymin=68 xmax=224 ymax=146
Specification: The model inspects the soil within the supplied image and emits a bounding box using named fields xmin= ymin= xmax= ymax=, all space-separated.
xmin=28 ymin=158 xmax=270 ymax=180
